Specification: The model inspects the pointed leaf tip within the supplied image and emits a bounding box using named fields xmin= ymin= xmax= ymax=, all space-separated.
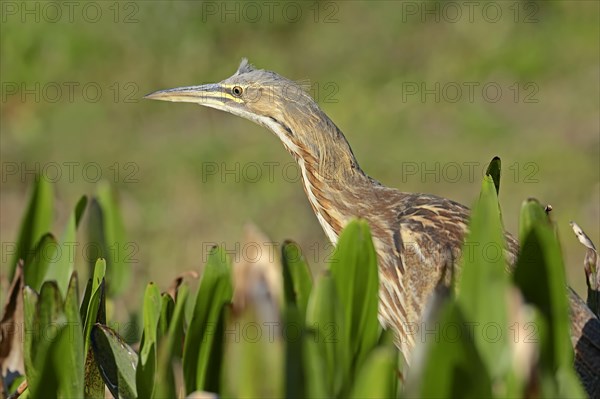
xmin=485 ymin=156 xmax=501 ymax=195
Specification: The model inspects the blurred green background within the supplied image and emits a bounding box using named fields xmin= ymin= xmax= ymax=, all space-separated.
xmin=1 ymin=1 xmax=598 ymax=308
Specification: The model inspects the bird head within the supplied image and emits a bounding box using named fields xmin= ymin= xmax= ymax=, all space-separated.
xmin=146 ymin=58 xmax=359 ymax=178
xmin=146 ymin=59 xmax=319 ymax=148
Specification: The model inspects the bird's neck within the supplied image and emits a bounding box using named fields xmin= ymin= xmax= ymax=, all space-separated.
xmin=275 ymin=112 xmax=377 ymax=244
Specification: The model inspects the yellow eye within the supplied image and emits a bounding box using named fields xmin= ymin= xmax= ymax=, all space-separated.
xmin=232 ymin=86 xmax=243 ymax=97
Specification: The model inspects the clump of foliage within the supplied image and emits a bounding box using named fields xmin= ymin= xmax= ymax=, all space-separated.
xmin=0 ymin=158 xmax=590 ymax=398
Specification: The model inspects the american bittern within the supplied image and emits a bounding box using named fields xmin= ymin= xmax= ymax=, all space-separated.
xmin=146 ymin=59 xmax=599 ymax=391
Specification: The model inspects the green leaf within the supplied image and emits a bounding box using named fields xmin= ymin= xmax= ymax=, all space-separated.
xmin=283 ymin=306 xmax=305 ymax=399
xmin=24 ymin=233 xmax=58 ymax=293
xmin=137 ymin=282 xmax=162 ymax=398
xmin=22 ymin=287 xmax=39 ymax=386
xmin=83 ymin=259 xmax=107 ymax=357
xmin=87 ymin=183 xmax=131 ymax=298
xmin=221 ymin=300 xmax=283 ymax=398
xmin=518 ymin=198 xmax=550 ymax=243
xmin=36 ymin=281 xmax=64 ymax=350
xmin=167 ymin=288 xmax=188 ymax=360
xmin=303 ymin=329 xmax=328 ymax=399
xmin=514 ymin=199 xmax=585 ymax=397
xmin=25 ymin=282 xmax=76 ymax=398
xmin=154 ymin=284 xmax=189 ymax=399
xmin=457 ymin=174 xmax=510 ymax=380
xmin=183 ymin=246 xmax=233 ymax=393
xmin=91 ymin=324 xmax=138 ymax=399
xmin=44 ymin=195 xmax=87 ymax=296
xmin=30 ymin=324 xmax=83 ymax=398
xmin=98 ymin=182 xmax=131 ymax=297
xmin=63 ymin=273 xmax=85 ymax=396
xmin=84 ymin=350 xmax=105 ymax=399
xmin=80 ymin=278 xmax=92 ymax=324
xmin=328 ymin=220 xmax=380 ymax=372
xmin=305 ymin=272 xmax=346 ymax=396
xmin=159 ymin=293 xmax=175 ymax=338
xmin=82 ymin=261 xmax=107 ymax=399
xmin=10 ymin=177 xmax=53 ymax=281
xmin=515 ymin=199 xmax=569 ymax=368
xmin=349 ymin=346 xmax=397 ymax=399
xmin=282 ymin=240 xmax=313 ymax=319
xmin=406 ymin=301 xmax=492 ymax=398
xmin=485 ymin=156 xmax=501 ymax=195
xmin=86 ymin=198 xmax=104 ymax=280
xmin=140 ymin=283 xmax=161 ymax=364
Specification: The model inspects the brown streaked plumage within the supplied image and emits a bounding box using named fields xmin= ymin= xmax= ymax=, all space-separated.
xmin=146 ymin=59 xmax=599 ymax=391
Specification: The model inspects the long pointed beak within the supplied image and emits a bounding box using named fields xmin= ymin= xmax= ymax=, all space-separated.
xmin=144 ymin=82 xmax=261 ymax=126
xmin=144 ymin=83 xmax=229 ymax=105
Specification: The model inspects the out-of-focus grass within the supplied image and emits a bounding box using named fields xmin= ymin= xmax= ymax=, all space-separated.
xmin=1 ymin=2 xmax=598 ymax=308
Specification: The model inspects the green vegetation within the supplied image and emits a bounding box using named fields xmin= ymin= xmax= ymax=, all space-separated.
xmin=1 ymin=157 xmax=588 ymax=398
xmin=1 ymin=2 xmax=598 ymax=307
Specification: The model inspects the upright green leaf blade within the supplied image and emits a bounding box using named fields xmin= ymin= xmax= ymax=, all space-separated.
xmin=24 ymin=233 xmax=58 ymax=293
xmin=44 ymin=196 xmax=87 ymax=296
xmin=82 ymin=261 xmax=107 ymax=399
xmin=183 ymin=246 xmax=233 ymax=393
xmin=282 ymin=240 xmax=313 ymax=318
xmin=485 ymin=156 xmax=501 ymax=195
xmin=9 ymin=177 xmax=53 ymax=280
xmin=136 ymin=282 xmax=162 ymax=398
xmin=84 ymin=350 xmax=105 ymax=398
xmin=514 ymin=199 xmax=585 ymax=397
xmin=328 ymin=220 xmax=380 ymax=372
xmin=36 ymin=281 xmax=64 ymax=350
xmin=97 ymin=182 xmax=130 ymax=297
xmin=283 ymin=306 xmax=306 ymax=399
xmin=79 ymin=278 xmax=92 ymax=324
xmin=87 ymin=183 xmax=130 ymax=298
xmin=27 ymin=277 xmax=84 ymax=398
xmin=29 ymin=325 xmax=83 ymax=398
xmin=63 ymin=273 xmax=84 ymax=396
xmin=457 ymin=175 xmax=510 ymax=380
xmin=221 ymin=290 xmax=283 ymax=398
xmin=406 ymin=301 xmax=492 ymax=398
xmin=154 ymin=284 xmax=189 ymax=399
xmin=25 ymin=282 xmax=69 ymax=397
xmin=518 ymin=198 xmax=550 ymax=243
xmin=91 ymin=324 xmax=138 ymax=399
xmin=83 ymin=259 xmax=107 ymax=357
xmin=158 ymin=293 xmax=175 ymax=338
xmin=305 ymin=272 xmax=346 ymax=397
xmin=22 ymin=287 xmax=39 ymax=386
xmin=349 ymin=346 xmax=397 ymax=399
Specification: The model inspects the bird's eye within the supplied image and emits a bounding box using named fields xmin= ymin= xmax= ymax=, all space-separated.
xmin=232 ymin=86 xmax=243 ymax=97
